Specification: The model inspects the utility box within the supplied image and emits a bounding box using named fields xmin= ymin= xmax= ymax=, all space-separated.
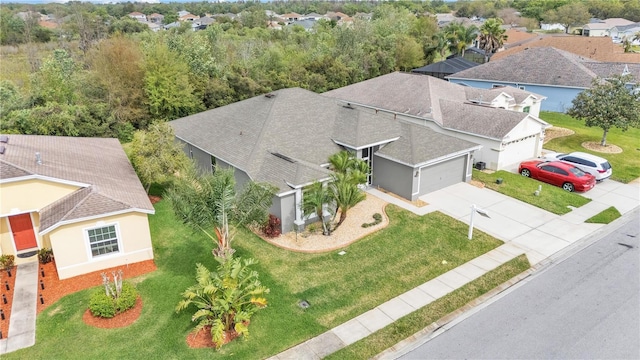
xmin=475 ymin=161 xmax=486 ymax=170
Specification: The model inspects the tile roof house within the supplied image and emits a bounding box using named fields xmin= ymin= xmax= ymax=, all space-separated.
xmin=128 ymin=12 xmax=147 ymax=22
xmin=323 ymin=72 xmax=549 ymax=173
xmin=170 ymin=87 xmax=481 ymax=232
xmin=447 ymin=46 xmax=640 ymax=112
xmin=489 ymin=35 xmax=640 ymax=63
xmin=0 ymin=135 xmax=155 ymax=279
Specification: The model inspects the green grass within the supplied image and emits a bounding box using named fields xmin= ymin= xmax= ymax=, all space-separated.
xmin=326 ymin=255 xmax=531 ymax=360
xmin=585 ymin=206 xmax=622 ymax=224
xmin=473 ymin=169 xmax=591 ymax=215
xmin=7 ymin=202 xmax=504 ymax=359
xmin=540 ymin=111 xmax=640 ymax=183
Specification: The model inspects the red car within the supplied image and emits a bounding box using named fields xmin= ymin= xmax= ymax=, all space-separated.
xmin=518 ymin=160 xmax=596 ymax=192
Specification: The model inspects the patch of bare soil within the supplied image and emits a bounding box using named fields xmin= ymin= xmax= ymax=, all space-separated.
xmin=82 ymin=296 xmax=143 ymax=329
xmin=186 ymin=325 xmax=239 ymax=349
xmin=544 ymin=127 xmax=575 ymax=144
xmin=148 ymin=195 xmax=162 ymax=204
xmin=581 ymin=141 xmax=623 ymax=154
xmin=469 ymin=179 xmax=485 ymax=188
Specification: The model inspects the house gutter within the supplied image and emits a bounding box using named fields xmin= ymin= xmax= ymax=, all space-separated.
xmin=39 ymin=208 xmax=155 ymax=236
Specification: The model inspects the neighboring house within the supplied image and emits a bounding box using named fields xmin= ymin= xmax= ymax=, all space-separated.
xmin=324 ymin=72 xmax=549 ymax=174
xmin=170 ymin=87 xmax=481 ymax=232
xmin=195 ymin=16 xmax=215 ymax=29
xmin=540 ymin=22 xmax=566 ymax=32
xmin=412 ymin=56 xmax=479 ymax=79
xmin=500 ymin=28 xmax=540 ymax=49
xmin=146 ymin=22 xmax=162 ymax=32
xmin=128 ymin=12 xmax=147 ymax=22
xmin=304 ymin=12 xmax=323 ymax=21
xmin=447 ymin=46 xmax=640 ymax=112
xmin=610 ymin=23 xmax=640 ymax=43
xmin=581 ymin=18 xmax=634 ymax=37
xmin=489 ymin=35 xmax=640 ymax=63
xmin=287 ymin=19 xmax=316 ymax=31
xmin=281 ymin=12 xmax=301 ymax=23
xmin=180 ymin=13 xmax=199 ymax=22
xmin=0 ymin=135 xmax=155 ymax=280
xmin=148 ymin=13 xmax=164 ymax=24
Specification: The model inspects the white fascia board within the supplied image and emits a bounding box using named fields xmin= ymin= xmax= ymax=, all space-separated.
xmin=446 ymin=77 xmax=590 ymax=91
xmin=0 ymin=174 xmax=90 ymax=188
xmin=284 ymin=176 xmax=333 ymax=190
xmin=39 ymin=208 xmax=154 ymax=236
xmin=375 ymin=145 xmax=481 ymax=169
xmin=332 ymin=138 xmax=400 ymax=150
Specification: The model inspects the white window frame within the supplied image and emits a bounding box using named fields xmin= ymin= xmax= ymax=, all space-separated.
xmin=84 ymin=222 xmax=123 ymax=259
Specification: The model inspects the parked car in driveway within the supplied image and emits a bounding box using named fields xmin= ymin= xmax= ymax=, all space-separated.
xmin=518 ymin=160 xmax=596 ymax=192
xmin=542 ymin=152 xmax=612 ymax=181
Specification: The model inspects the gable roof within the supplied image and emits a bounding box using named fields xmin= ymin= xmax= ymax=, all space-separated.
xmin=448 ymin=47 xmax=600 ymax=88
xmin=490 ymin=35 xmax=640 ymax=63
xmin=503 ymin=28 xmax=540 ymax=48
xmin=170 ymin=88 xmax=479 ymax=192
xmin=412 ymin=56 xmax=479 ymax=75
xmin=0 ymin=135 xmax=154 ymax=232
xmin=322 ymin=72 xmax=541 ymax=139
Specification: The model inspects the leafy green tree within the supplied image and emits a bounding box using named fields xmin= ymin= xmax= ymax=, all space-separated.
xmin=478 ymin=18 xmax=508 ymax=62
xmin=142 ymin=41 xmax=203 ymax=120
xmin=31 ymin=49 xmax=79 ymax=105
xmin=108 ymin=16 xmax=150 ymax=34
xmin=166 ymin=167 xmax=276 ymax=259
xmin=443 ymin=22 xmax=478 ymax=57
xmin=542 ymin=2 xmax=591 ymax=34
xmin=129 ymin=122 xmax=190 ymax=193
xmin=567 ymin=75 xmax=640 ymax=146
xmin=301 ymin=181 xmax=334 ymax=235
xmin=0 ymin=80 xmax=25 ymax=118
xmin=0 ymin=9 xmax=25 ymax=45
xmin=395 ymin=34 xmax=424 ymax=71
xmin=176 ymin=258 xmax=269 ymax=348
xmin=1 ymin=103 xmax=109 ymax=137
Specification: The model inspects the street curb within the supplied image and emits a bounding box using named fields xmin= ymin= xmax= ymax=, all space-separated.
xmin=374 ymin=207 xmax=639 ymax=360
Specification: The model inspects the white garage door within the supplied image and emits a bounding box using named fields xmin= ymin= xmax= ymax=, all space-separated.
xmin=500 ymin=135 xmax=538 ymax=170
xmin=419 ymin=156 xmax=466 ymax=195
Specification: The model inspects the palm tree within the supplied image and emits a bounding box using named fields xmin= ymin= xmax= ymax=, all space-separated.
xmin=443 ymin=22 xmax=478 ymax=57
xmin=330 ymin=172 xmax=366 ymax=228
xmin=301 ymin=181 xmax=334 ymax=235
xmin=432 ymin=31 xmax=449 ymax=59
xmin=166 ymin=166 xmax=277 ymax=260
xmin=478 ymin=18 xmax=507 ymax=62
xmin=176 ymin=258 xmax=269 ymax=348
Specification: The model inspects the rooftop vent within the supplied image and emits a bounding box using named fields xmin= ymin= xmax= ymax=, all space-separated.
xmin=0 ymin=135 xmax=8 ymax=143
xmin=264 ymin=93 xmax=276 ymax=98
xmin=271 ymin=152 xmax=296 ymax=163
xmin=36 ymin=152 xmax=42 ymax=165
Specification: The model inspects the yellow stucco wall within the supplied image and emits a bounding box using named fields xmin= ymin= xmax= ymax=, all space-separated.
xmin=0 ymin=179 xmax=79 ymax=215
xmin=48 ymin=212 xmax=154 ymax=279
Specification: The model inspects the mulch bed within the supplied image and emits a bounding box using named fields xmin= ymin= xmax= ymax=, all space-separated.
xmin=82 ymin=296 xmax=143 ymax=329
xmin=186 ymin=325 xmax=239 ymax=349
xmin=0 ymin=267 xmax=17 ymax=340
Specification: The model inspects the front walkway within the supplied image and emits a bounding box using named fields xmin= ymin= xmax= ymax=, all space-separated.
xmin=270 ymin=180 xmax=639 ymax=359
xmin=0 ymin=261 xmax=38 ymax=355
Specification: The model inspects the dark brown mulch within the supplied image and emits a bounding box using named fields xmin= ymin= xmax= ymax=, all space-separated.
xmin=0 ymin=267 xmax=17 ymax=339
xmin=186 ymin=325 xmax=240 ymax=349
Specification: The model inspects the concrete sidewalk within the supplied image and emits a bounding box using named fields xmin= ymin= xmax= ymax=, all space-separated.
xmin=0 ymin=261 xmax=38 ymax=355
xmin=270 ymin=180 xmax=639 ymax=359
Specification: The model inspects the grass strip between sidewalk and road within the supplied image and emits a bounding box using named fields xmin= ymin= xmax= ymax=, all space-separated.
xmin=326 ymin=255 xmax=531 ymax=360
xmin=585 ymin=206 xmax=622 ymax=224
xmin=473 ymin=169 xmax=591 ymax=215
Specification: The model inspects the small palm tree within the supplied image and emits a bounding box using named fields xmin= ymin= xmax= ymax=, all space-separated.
xmin=330 ymin=172 xmax=366 ymax=228
xmin=301 ymin=181 xmax=334 ymax=235
xmin=166 ymin=166 xmax=277 ymax=260
xmin=176 ymin=258 xmax=269 ymax=348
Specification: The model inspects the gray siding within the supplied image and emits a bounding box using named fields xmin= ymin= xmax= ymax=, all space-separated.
xmin=372 ymin=155 xmax=413 ymax=200
xmin=276 ymin=192 xmax=296 ymax=233
xmin=418 ymin=156 xmax=465 ymax=197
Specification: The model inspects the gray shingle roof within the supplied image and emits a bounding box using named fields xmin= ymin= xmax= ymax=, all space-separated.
xmin=582 ymin=62 xmax=640 ymax=80
xmin=412 ymin=56 xmax=479 ymax=75
xmin=447 ymin=47 xmax=599 ymax=87
xmin=322 ymin=72 xmax=537 ymax=139
xmin=439 ymin=99 xmax=530 ymax=138
xmin=0 ymin=135 xmax=154 ymax=232
xmin=170 ymin=87 xmax=480 ymax=192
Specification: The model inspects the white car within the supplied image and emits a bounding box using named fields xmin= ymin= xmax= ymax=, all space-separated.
xmin=542 ymin=151 xmax=612 ymax=181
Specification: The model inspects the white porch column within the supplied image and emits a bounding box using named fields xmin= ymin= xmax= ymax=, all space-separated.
xmin=294 ymin=188 xmax=305 ymax=228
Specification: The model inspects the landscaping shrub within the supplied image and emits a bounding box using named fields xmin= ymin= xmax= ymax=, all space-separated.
xmin=0 ymin=254 xmax=15 ymax=270
xmin=89 ymin=282 xmax=138 ymax=318
xmin=262 ymin=214 xmax=281 ymax=238
xmin=38 ymin=248 xmax=54 ymax=264
xmin=361 ymin=213 xmax=383 ymax=228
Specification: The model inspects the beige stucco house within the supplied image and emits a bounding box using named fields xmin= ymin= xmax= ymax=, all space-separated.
xmin=0 ymin=135 xmax=155 ymax=279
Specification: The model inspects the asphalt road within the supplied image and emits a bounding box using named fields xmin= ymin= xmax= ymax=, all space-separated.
xmin=398 ymin=209 xmax=640 ymax=360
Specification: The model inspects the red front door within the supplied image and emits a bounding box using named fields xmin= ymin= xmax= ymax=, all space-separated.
xmin=8 ymin=213 xmax=38 ymax=251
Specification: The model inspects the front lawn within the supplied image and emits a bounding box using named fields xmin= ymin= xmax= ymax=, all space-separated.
xmin=540 ymin=111 xmax=640 ymax=183
xmin=7 ymin=201 xmax=503 ymax=359
xmin=473 ymin=169 xmax=591 ymax=215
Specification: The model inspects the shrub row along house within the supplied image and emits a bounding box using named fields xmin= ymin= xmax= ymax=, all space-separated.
xmin=170 ymin=72 xmax=548 ymax=233
xmin=0 ymin=135 xmax=154 ymax=279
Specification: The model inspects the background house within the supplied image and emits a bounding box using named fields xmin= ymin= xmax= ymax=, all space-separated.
xmin=170 ymin=87 xmax=480 ymax=232
xmin=0 ymin=135 xmax=155 ymax=279
xmin=448 ymin=46 xmax=640 ymax=112
xmin=323 ymin=72 xmax=548 ymax=172
xmin=412 ymin=56 xmax=479 ymax=79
